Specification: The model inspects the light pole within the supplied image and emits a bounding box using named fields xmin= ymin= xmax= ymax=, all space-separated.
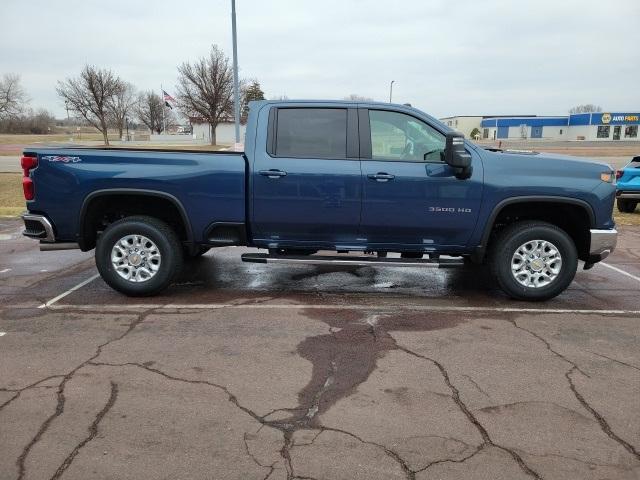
xmin=231 ymin=0 xmax=241 ymax=146
xmin=389 ymin=80 xmax=395 ymax=103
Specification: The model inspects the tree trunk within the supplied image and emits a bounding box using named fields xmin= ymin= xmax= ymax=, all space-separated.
xmin=210 ymin=123 xmax=216 ymax=145
xmin=100 ymin=117 xmax=109 ymax=146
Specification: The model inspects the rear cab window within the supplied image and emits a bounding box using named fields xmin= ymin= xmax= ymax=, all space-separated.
xmin=274 ymin=108 xmax=347 ymax=159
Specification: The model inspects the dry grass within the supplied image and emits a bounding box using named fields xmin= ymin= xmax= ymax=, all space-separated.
xmin=106 ymin=144 xmax=228 ymax=152
xmin=0 ymin=133 xmax=120 ymax=156
xmin=613 ymin=210 xmax=640 ymax=226
xmin=0 ymin=173 xmax=24 ymax=216
xmin=0 ymin=133 xmax=229 ymax=156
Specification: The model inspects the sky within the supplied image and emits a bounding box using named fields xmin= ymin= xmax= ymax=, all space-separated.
xmin=1 ymin=0 xmax=639 ymax=119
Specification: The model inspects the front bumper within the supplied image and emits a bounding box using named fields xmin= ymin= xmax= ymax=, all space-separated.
xmin=589 ymin=228 xmax=617 ymax=261
xmin=616 ymin=191 xmax=640 ymax=200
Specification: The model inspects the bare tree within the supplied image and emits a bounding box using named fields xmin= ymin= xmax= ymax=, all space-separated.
xmin=569 ymin=104 xmax=602 ymax=114
xmin=135 ymin=91 xmax=166 ymax=134
xmin=107 ymin=82 xmax=136 ymax=138
xmin=0 ymin=73 xmax=29 ymax=119
xmin=56 ymin=65 xmax=124 ymax=145
xmin=176 ymin=45 xmax=235 ymax=145
xmin=343 ymin=94 xmax=373 ymax=101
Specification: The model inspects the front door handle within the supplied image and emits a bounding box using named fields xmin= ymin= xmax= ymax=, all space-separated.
xmin=367 ymin=172 xmax=395 ymax=182
xmin=259 ymin=169 xmax=287 ymax=179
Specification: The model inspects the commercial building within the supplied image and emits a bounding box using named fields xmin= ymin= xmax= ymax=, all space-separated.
xmin=479 ymin=112 xmax=639 ymax=141
xmin=566 ymin=112 xmax=639 ymax=141
xmin=440 ymin=115 xmax=536 ymax=139
xmin=480 ymin=116 xmax=568 ymax=141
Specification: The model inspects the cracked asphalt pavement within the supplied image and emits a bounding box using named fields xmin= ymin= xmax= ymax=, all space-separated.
xmin=1 ymin=218 xmax=639 ymax=480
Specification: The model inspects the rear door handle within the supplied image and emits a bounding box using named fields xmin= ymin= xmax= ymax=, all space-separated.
xmin=367 ymin=172 xmax=395 ymax=182
xmin=259 ymin=169 xmax=287 ymax=179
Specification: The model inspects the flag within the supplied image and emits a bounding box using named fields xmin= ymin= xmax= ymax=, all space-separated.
xmin=165 ymin=101 xmax=173 ymax=110
xmin=163 ymin=90 xmax=176 ymax=103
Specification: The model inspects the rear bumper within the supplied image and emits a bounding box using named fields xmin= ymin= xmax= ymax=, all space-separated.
xmin=22 ymin=213 xmax=55 ymax=242
xmin=21 ymin=213 xmax=79 ymax=250
xmin=589 ymin=228 xmax=617 ymax=261
xmin=616 ymin=191 xmax=640 ymax=200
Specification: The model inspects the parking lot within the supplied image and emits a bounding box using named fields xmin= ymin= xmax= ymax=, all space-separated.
xmin=1 ymin=217 xmax=639 ymax=480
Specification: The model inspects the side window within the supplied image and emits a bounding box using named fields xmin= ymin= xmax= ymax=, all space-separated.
xmin=369 ymin=110 xmax=445 ymax=162
xmin=275 ymin=108 xmax=347 ymax=159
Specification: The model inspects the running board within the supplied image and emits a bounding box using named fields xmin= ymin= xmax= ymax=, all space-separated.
xmin=241 ymin=253 xmax=464 ymax=268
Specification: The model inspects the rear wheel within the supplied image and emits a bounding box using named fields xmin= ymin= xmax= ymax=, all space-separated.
xmin=617 ymin=199 xmax=638 ymax=213
xmin=96 ymin=216 xmax=183 ymax=296
xmin=489 ymin=221 xmax=577 ymax=301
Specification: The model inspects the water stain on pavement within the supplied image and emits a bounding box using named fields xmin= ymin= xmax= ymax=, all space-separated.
xmin=289 ymin=308 xmax=466 ymax=425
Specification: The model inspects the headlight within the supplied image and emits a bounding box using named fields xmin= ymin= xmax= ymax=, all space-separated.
xmin=600 ymin=171 xmax=614 ymax=183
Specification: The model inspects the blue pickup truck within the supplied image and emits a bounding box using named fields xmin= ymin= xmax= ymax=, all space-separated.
xmin=616 ymin=155 xmax=640 ymax=213
xmin=20 ymin=100 xmax=618 ymax=300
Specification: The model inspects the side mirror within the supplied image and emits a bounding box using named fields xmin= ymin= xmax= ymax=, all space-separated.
xmin=444 ymin=132 xmax=472 ymax=179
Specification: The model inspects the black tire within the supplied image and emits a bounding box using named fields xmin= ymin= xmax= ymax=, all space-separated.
xmin=95 ymin=216 xmax=183 ymax=296
xmin=489 ymin=221 xmax=578 ymax=301
xmin=617 ymin=199 xmax=637 ymax=213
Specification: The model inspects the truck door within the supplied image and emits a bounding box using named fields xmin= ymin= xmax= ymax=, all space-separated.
xmin=359 ymin=108 xmax=483 ymax=247
xmin=251 ymin=106 xmax=361 ymax=245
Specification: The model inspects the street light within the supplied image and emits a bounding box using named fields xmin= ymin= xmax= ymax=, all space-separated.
xmin=231 ymin=0 xmax=241 ymax=147
xmin=389 ymin=80 xmax=395 ymax=103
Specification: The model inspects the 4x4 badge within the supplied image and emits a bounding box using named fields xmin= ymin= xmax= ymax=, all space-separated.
xmin=42 ymin=156 xmax=82 ymax=163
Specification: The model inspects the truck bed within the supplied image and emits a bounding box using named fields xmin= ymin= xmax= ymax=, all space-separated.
xmin=23 ymin=147 xmax=247 ymax=244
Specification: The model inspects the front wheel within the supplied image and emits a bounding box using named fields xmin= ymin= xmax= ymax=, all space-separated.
xmin=490 ymin=221 xmax=578 ymax=301
xmin=95 ymin=216 xmax=183 ymax=296
xmin=617 ymin=199 xmax=637 ymax=213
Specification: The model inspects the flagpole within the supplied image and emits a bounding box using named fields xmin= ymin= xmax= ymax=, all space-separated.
xmin=161 ymin=84 xmax=166 ymax=133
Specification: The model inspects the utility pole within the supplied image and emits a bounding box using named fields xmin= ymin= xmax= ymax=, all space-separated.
xmin=389 ymin=80 xmax=395 ymax=103
xmin=231 ymin=0 xmax=241 ymax=146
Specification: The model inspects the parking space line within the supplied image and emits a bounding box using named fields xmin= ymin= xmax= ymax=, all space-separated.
xmin=38 ymin=273 xmax=101 ymax=309
xmin=46 ymin=303 xmax=640 ymax=316
xmin=0 ymin=268 xmax=10 ymax=273
xmin=599 ymin=262 xmax=640 ymax=283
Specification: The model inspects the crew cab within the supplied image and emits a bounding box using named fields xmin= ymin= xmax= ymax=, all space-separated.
xmin=616 ymin=155 xmax=640 ymax=213
xmin=20 ymin=100 xmax=618 ymax=300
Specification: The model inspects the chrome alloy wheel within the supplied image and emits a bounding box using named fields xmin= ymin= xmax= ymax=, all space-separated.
xmin=511 ymin=240 xmax=562 ymax=288
xmin=111 ymin=234 xmax=161 ymax=283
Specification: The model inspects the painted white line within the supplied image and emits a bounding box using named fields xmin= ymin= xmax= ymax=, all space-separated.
xmin=0 ymin=332 xmax=6 ymax=337
xmin=38 ymin=273 xmax=101 ymax=309
xmin=0 ymin=268 xmax=10 ymax=273
xmin=47 ymin=303 xmax=640 ymax=316
xmin=599 ymin=262 xmax=640 ymax=283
